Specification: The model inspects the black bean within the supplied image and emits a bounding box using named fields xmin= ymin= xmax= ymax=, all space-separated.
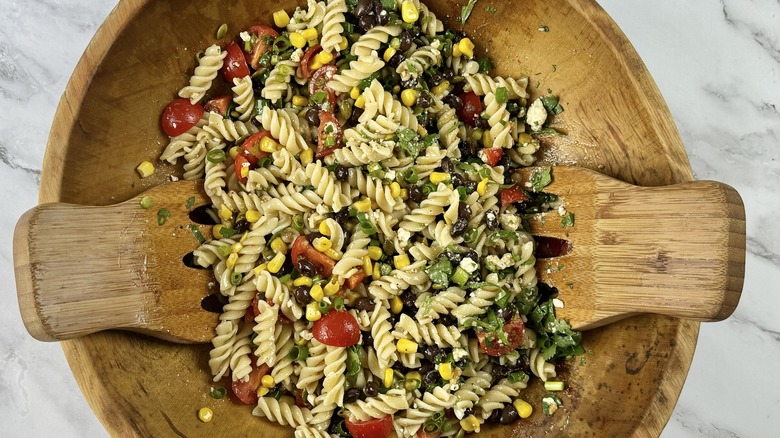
xmin=354 ymin=0 xmax=372 ymax=17
xmin=409 ymin=185 xmax=424 ymax=203
xmin=371 ymin=0 xmax=384 ymax=14
xmin=344 ymin=387 xmax=362 ymax=404
xmin=234 ymin=218 xmax=250 ymax=234
xmin=474 ymin=115 xmax=489 ymax=130
xmin=334 ymin=165 xmax=349 ymax=182
xmin=388 ymin=51 xmax=405 ymax=68
xmin=363 ymin=381 xmax=379 ymax=397
xmin=399 ymin=31 xmax=413 ymax=52
xmin=515 ymin=353 xmax=530 ymax=372
xmin=416 ymin=92 xmax=433 ymax=108
xmin=441 ymin=67 xmax=455 ymax=80
xmin=450 ymin=172 xmax=464 ymax=188
xmin=465 ymin=250 xmax=478 ymax=262
xmin=459 ymin=141 xmax=477 ymax=160
xmin=463 ymin=407 xmax=475 ymax=418
xmin=419 ymin=361 xmax=434 ymax=375
xmin=491 ymin=364 xmax=511 ymax=380
xmin=497 ymin=307 xmax=515 ymax=322
xmin=400 ymin=291 xmax=416 ymax=309
xmin=348 ymin=107 xmax=364 ymax=126
xmin=446 ymin=250 xmax=464 ymax=265
xmin=443 ymin=94 xmax=463 ymax=109
xmin=506 ymin=101 xmax=521 ymax=116
xmin=485 ymin=209 xmax=499 ymax=230
xmin=361 ymin=330 xmax=374 ymax=346
xmin=305 ymin=107 xmax=320 ymax=126
xmin=400 ymin=78 xmax=418 ymax=89
xmin=423 ymin=344 xmax=447 ymax=363
xmin=297 ymin=258 xmax=317 ymax=277
xmin=438 ymin=157 xmax=454 ymax=173
xmin=451 ymin=218 xmax=468 ymax=237
xmin=293 ymin=286 xmax=312 ymax=306
xmin=438 ymin=313 xmax=456 ymax=326
xmin=353 ymin=297 xmax=375 ymax=311
xmin=498 ymin=152 xmax=509 ymax=168
xmin=500 ymin=405 xmax=520 ymax=425
xmin=458 ymin=203 xmax=472 ymax=220
xmin=487 ymin=409 xmax=502 ymax=424
xmin=429 ymin=72 xmax=444 ymax=87
xmin=423 ymin=370 xmax=440 ymax=386
xmin=376 ymin=9 xmax=389 ymax=25
xmin=454 ymin=358 xmax=467 ymax=369
xmin=358 ymin=13 xmax=377 ymax=31
xmin=464 ymin=180 xmax=477 ymax=193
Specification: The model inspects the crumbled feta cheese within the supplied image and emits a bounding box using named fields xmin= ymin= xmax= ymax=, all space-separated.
xmin=543 ymin=397 xmax=559 ymax=414
xmin=459 ymin=257 xmax=479 ymax=274
xmin=300 ymin=330 xmax=313 ymax=341
xmin=553 ymin=298 xmax=564 ymax=308
xmin=385 ymin=170 xmax=396 ymax=181
xmin=452 ymin=347 xmax=468 ymax=361
xmin=397 ymin=228 xmax=411 ymax=244
xmin=169 ymin=175 xmax=179 ymax=182
xmin=500 ymin=213 xmax=520 ymax=231
xmin=289 ymin=48 xmax=304 ymax=63
xmin=526 ymin=98 xmax=548 ymax=132
xmin=558 ymin=205 xmax=567 ymax=216
xmin=431 ymin=39 xmax=442 ymax=50
xmin=315 ymin=203 xmax=330 ymax=215
xmin=486 ymin=253 xmax=514 ymax=270
xmin=239 ymin=31 xmax=251 ymax=42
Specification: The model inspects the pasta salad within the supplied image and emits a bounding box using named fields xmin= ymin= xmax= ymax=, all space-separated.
xmin=156 ymin=0 xmax=583 ymax=436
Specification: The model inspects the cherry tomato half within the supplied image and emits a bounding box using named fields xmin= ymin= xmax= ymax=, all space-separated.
xmin=316 ymin=111 xmax=343 ymax=158
xmin=243 ymin=25 xmax=279 ymax=69
xmin=204 ymin=95 xmax=233 ymax=117
xmin=345 ymin=415 xmax=394 ymax=438
xmin=500 ymin=186 xmax=530 ymax=207
xmin=476 ymin=319 xmax=525 ymax=357
xmin=309 ymin=65 xmax=338 ymax=111
xmin=233 ymin=132 xmax=273 ymax=184
xmin=345 ymin=268 xmax=366 ymax=289
xmin=300 ymin=44 xmax=323 ymax=79
xmin=231 ymin=364 xmax=270 ymax=405
xmin=457 ymin=91 xmax=483 ymax=127
xmin=312 ymin=310 xmax=361 ymax=347
xmin=221 ymin=42 xmax=251 ymax=83
xmin=291 ymin=236 xmax=336 ymax=277
xmin=479 ymin=147 xmax=503 ymax=167
xmin=161 ymin=98 xmax=204 ymax=137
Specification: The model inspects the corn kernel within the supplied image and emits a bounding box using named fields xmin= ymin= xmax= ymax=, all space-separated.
xmin=458 ymin=38 xmax=475 ymax=58
xmin=452 ymin=42 xmax=462 ymax=57
xmin=438 ymin=362 xmax=453 ymax=380
xmin=213 ymin=224 xmax=226 ymax=239
xmin=136 ymin=161 xmax=154 ymax=178
xmin=301 ymin=28 xmax=318 ymax=42
xmin=309 ymin=285 xmax=324 ymax=302
xmin=383 ymin=368 xmax=395 ymax=388
xmin=354 ymin=197 xmax=371 ymax=212
xmin=431 ymin=80 xmax=450 ymax=96
xmin=315 ymin=51 xmax=334 ymax=65
xmin=240 ymin=165 xmax=250 ymax=179
xmin=349 ymin=87 xmax=361 ymax=100
xmin=393 ymin=254 xmax=410 ymax=270
xmin=253 ymin=263 xmax=267 ymax=275
xmin=324 ymin=279 xmax=340 ymax=296
xmin=271 ymin=237 xmax=288 ymax=254
xmin=514 ymin=399 xmax=533 ymax=419
xmin=260 ymin=136 xmax=280 ymax=153
xmin=198 ymin=407 xmax=214 ymax=423
xmin=366 ymin=246 xmax=383 ymax=261
xmin=400 ymin=188 xmax=409 ymax=200
xmin=383 ymin=47 xmax=396 ymax=63
xmin=314 ymin=237 xmax=333 ymax=252
xmin=300 ymin=148 xmax=314 ymax=166
xmin=292 ymin=95 xmax=308 ymax=107
xmin=460 ymin=415 xmax=480 ymax=433
xmin=229 ymin=146 xmax=240 ymax=159
xmin=372 ymin=262 xmax=382 ymax=280
xmin=429 ymin=172 xmax=450 ymax=184
xmin=293 ymin=277 xmax=311 ymax=288
xmin=290 ymin=32 xmax=306 ymax=48
xmin=324 ymin=248 xmax=342 ymax=260
xmin=267 ymin=252 xmax=286 ymax=273
xmin=261 ymin=375 xmax=275 ymax=388
xmin=273 ymin=10 xmax=290 ymax=28
xmin=401 ymin=0 xmax=419 ymax=23
xmin=396 ymin=339 xmax=418 ymax=354
xmin=306 ymin=302 xmax=322 ymax=321
xmin=309 ymin=60 xmax=324 ymax=71
xmin=318 ymin=221 xmax=331 ymax=236
xmin=400 ymin=89 xmax=418 ymax=107
xmin=230 ymin=242 xmax=244 ymax=253
xmin=239 ymin=231 xmax=249 ymax=243
xmin=354 ymin=95 xmax=366 ymax=109
xmin=257 ymin=386 xmax=270 ymax=397
xmin=362 ymin=255 xmax=373 ymax=276
xmin=246 ymin=210 xmax=262 ymax=223
xmin=338 ymin=36 xmax=349 ymax=51
xmin=482 ymin=129 xmax=493 ymax=148
xmin=390 ymin=296 xmax=403 ymax=314
xmin=226 ymin=252 xmax=238 ymax=269
xmin=477 ymin=178 xmax=489 ymax=196
xmin=296 ymin=337 xmax=308 ymax=346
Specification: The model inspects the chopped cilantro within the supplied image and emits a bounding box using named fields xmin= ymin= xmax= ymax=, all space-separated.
xmin=461 ymin=0 xmax=479 ymax=26
xmin=424 ymin=257 xmax=453 ymax=287
xmin=185 ymin=197 xmax=195 ymax=209
xmin=484 ymin=6 xmax=497 ymax=12
xmin=561 ymin=212 xmax=574 ymax=228
xmin=530 ymin=167 xmax=553 ymax=192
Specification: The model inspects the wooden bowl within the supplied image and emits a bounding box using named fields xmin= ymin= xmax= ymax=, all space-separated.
xmin=41 ymin=0 xmax=697 ymax=436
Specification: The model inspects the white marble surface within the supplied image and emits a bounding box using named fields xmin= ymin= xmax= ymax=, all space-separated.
xmin=1 ymin=0 xmax=777 ymax=436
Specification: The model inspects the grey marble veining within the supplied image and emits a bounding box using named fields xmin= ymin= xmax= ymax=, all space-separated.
xmin=1 ymin=0 xmax=777 ymax=437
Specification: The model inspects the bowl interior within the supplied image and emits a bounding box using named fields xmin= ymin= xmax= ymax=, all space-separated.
xmin=42 ymin=0 xmax=698 ymax=436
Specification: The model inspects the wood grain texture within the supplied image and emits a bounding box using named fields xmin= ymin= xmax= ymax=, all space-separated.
xmin=516 ymin=166 xmax=745 ymax=330
xmin=34 ymin=0 xmax=712 ymax=436
xmin=15 ymin=180 xmax=217 ymax=343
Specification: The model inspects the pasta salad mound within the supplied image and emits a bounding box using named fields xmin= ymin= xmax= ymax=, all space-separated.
xmin=157 ymin=0 xmax=583 ymax=436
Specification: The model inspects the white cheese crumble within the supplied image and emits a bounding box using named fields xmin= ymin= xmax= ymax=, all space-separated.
xmin=543 ymin=397 xmax=559 ymax=414
xmin=486 ymin=253 xmax=514 ymax=270
xmin=452 ymin=347 xmax=468 ymax=361
xmin=239 ymin=31 xmax=250 ymax=42
xmin=553 ymin=298 xmax=565 ymax=309
xmin=526 ymin=98 xmax=548 ymax=132
xmin=289 ymin=48 xmax=304 ymax=63
xmin=300 ymin=330 xmax=313 ymax=341
xmin=459 ymin=257 xmax=479 ymax=274
xmin=500 ymin=213 xmax=521 ymax=231
xmin=397 ymin=228 xmax=411 ymax=245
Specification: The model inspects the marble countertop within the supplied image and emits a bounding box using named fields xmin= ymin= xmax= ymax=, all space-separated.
xmin=1 ymin=0 xmax=777 ymax=436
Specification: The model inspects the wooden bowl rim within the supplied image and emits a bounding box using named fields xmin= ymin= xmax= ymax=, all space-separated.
xmin=39 ymin=0 xmax=699 ymax=436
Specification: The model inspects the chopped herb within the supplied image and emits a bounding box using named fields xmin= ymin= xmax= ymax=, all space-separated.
xmin=424 ymin=257 xmax=453 ymax=287
xmin=358 ymin=71 xmax=381 ymax=90
xmin=527 ymin=297 xmax=584 ymax=360
xmin=484 ymin=6 xmax=497 ymax=12
xmin=561 ymin=212 xmax=574 ymax=228
xmin=508 ymin=371 xmax=527 ymax=383
xmin=185 ymin=197 xmax=196 ymax=209
xmin=157 ymin=208 xmax=171 ymax=226
xmin=541 ymin=95 xmax=564 ymax=115
xmin=495 ymin=86 xmax=508 ymax=104
xmin=216 ymin=23 xmax=228 ymax=39
xmin=346 ymin=346 xmax=361 ymax=376
xmin=312 ymin=90 xmax=327 ymax=104
xmin=380 ymin=0 xmax=397 ymax=10
xmin=544 ymin=381 xmax=565 ymax=391
xmin=535 ymin=81 xmax=540 ymax=89
xmin=356 ymin=212 xmax=378 ymax=236
xmin=210 ymin=386 xmax=227 ymax=399
xmin=139 ymin=196 xmax=153 ymax=209
xmin=542 ymin=393 xmax=563 ymax=414
xmin=530 ymin=167 xmax=552 ymax=192
xmin=188 ymin=224 xmax=206 ymax=244
xmin=460 ymin=0 xmax=479 ymax=26
xmin=538 ymin=25 xmax=550 ymax=32
xmin=477 ymin=57 xmax=493 ymax=74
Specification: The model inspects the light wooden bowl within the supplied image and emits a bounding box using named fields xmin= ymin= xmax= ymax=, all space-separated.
xmin=41 ymin=0 xmax=699 ymax=436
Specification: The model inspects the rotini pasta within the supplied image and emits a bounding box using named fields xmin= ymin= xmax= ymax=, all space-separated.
xmin=178 ymin=44 xmax=226 ymax=104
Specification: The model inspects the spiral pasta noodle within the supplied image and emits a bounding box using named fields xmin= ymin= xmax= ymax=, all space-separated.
xmin=178 ymin=44 xmax=226 ymax=104
xmin=320 ymin=0 xmax=347 ymax=53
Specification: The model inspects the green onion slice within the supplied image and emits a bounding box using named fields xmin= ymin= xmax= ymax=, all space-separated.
xmin=292 ymin=214 xmax=304 ymax=231
xmin=403 ymin=167 xmax=419 ymax=184
xmin=206 ymin=149 xmax=226 ymax=163
xmin=210 ymin=386 xmax=227 ymax=399
xmin=544 ymin=381 xmax=565 ymax=391
xmin=229 ymin=271 xmax=243 ymax=286
xmin=495 ymin=86 xmax=508 ymax=104
xmin=188 ymin=224 xmax=206 ymax=244
xmin=157 ymin=208 xmax=171 ymax=226
xmin=288 ymin=345 xmax=310 ymax=361
xmin=139 ymin=196 xmax=153 ymax=209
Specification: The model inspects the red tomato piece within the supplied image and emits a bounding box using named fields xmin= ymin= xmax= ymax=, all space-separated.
xmin=239 ymin=131 xmax=272 ymax=161
xmin=231 ymin=364 xmax=270 ymax=405
xmin=312 ymin=310 xmax=361 ymax=347
xmin=243 ymin=25 xmax=279 ymax=69
xmin=309 ymin=65 xmax=338 ymax=111
xmin=457 ymin=91 xmax=483 ymax=127
xmin=345 ymin=414 xmax=394 ymax=438
xmin=161 ymin=98 xmax=204 ymax=137
xmin=245 ymin=294 xmax=260 ymax=325
xmin=204 ymin=95 xmax=233 ymax=117
xmin=500 ymin=186 xmax=530 ymax=206
xmin=220 ymin=41 xmax=251 ymax=83
xmin=263 ymin=297 xmax=293 ymax=324
xmin=300 ymin=44 xmax=323 ymax=79
xmin=479 ymin=147 xmax=503 ymax=167
xmin=234 ymin=154 xmax=253 ymax=185
xmin=316 ymin=111 xmax=343 ymax=158
xmin=476 ymin=319 xmax=525 ymax=357
xmin=291 ymin=236 xmax=336 ymax=277
xmin=345 ymin=268 xmax=366 ymax=289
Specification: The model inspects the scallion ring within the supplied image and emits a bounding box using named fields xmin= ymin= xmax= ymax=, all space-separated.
xmin=206 ymin=149 xmax=226 ymax=163
xmin=288 ymin=345 xmax=310 ymax=361
xmin=229 ymin=271 xmax=243 ymax=286
xmin=210 ymin=386 xmax=227 ymax=399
